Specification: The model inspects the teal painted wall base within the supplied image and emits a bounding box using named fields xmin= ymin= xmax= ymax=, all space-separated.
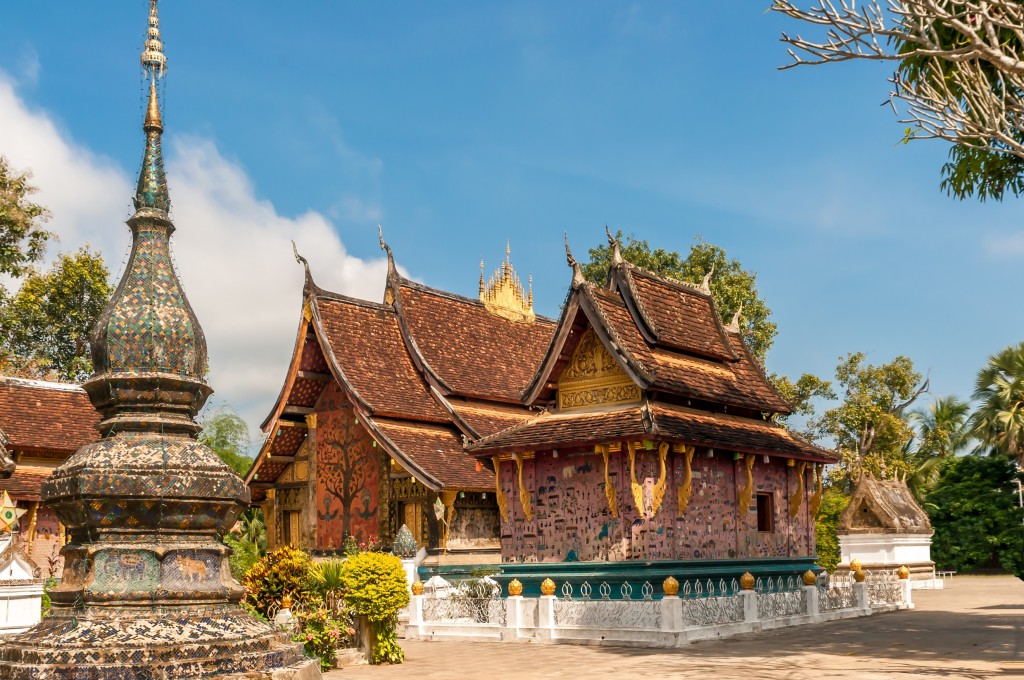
xmin=418 ymin=556 xmax=821 ymax=599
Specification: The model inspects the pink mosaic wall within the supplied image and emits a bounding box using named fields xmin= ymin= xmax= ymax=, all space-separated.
xmin=498 ymin=448 xmax=816 ymax=563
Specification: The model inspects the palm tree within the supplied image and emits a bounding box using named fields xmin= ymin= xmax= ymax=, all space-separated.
xmin=972 ymin=342 xmax=1024 ymax=464
xmin=908 ymin=395 xmax=972 ymax=498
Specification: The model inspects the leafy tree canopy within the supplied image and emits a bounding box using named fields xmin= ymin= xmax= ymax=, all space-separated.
xmin=972 ymin=342 xmax=1024 ymax=467
xmin=199 ymin=403 xmax=254 ymax=477
xmin=0 ymin=246 xmax=111 ymax=382
xmin=0 ymin=157 xmax=52 ymax=278
xmin=584 ymin=231 xmax=777 ymax=361
xmin=926 ymin=454 xmax=1023 ymax=578
xmin=812 ymin=352 xmax=927 ymax=486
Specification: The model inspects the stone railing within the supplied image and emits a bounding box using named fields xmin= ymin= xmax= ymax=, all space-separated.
xmin=406 ymin=568 xmax=913 ymax=648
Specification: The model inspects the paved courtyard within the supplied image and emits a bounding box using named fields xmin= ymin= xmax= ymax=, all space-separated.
xmin=328 ymin=576 xmax=1024 ymax=679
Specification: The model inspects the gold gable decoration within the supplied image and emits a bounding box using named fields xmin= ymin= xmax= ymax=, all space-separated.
xmin=479 ymin=244 xmax=535 ymax=323
xmin=558 ymin=329 xmax=641 ymax=410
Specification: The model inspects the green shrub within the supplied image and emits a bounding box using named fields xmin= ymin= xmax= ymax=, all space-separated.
xmin=225 ymin=533 xmax=260 ymax=582
xmin=40 ymin=577 xmax=57 ymax=617
xmin=242 ymin=546 xmax=318 ymax=619
xmin=814 ymin=487 xmax=848 ymax=572
xmin=293 ymin=606 xmax=356 ymax=671
xmin=309 ymin=559 xmax=346 ymax=611
xmin=340 ymin=552 xmax=410 ymax=664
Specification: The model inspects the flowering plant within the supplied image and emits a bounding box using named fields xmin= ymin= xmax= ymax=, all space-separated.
xmin=292 ymin=606 xmax=356 ymax=671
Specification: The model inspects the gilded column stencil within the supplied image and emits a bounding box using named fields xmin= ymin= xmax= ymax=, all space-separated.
xmin=676 ymin=445 xmax=695 ymax=517
xmin=789 ymin=461 xmax=807 ymax=519
xmin=598 ymin=445 xmax=618 ymax=518
xmin=514 ymin=453 xmax=532 ymax=521
xmin=492 ymin=456 xmax=509 ymax=523
xmin=809 ymin=463 xmax=824 ymax=518
xmin=650 ymin=442 xmax=669 ymax=517
xmin=737 ymin=454 xmax=756 ymax=517
xmin=439 ymin=489 xmax=458 ymax=550
xmin=627 ymin=442 xmax=644 ymax=515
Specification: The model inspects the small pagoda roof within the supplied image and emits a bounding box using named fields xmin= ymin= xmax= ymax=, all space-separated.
xmin=0 ymin=377 xmax=100 ymax=457
xmin=467 ymin=399 xmax=834 ymax=461
xmin=0 ymin=535 xmax=41 ymax=582
xmin=0 ymin=464 xmax=54 ymax=503
xmin=839 ymin=474 xmax=932 ymax=535
xmin=390 ymin=276 xmax=556 ymax=403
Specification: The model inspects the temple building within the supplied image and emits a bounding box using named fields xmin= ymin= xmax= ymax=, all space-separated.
xmin=0 ymin=377 xmax=100 ymax=575
xmin=247 ymin=233 xmax=836 ymax=583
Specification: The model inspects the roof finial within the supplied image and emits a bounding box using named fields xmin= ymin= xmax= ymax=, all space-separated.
xmin=291 ymin=240 xmax=315 ymax=296
xmin=140 ymin=0 xmax=166 ymax=79
xmin=726 ymin=301 xmax=743 ymax=333
xmin=699 ymin=263 xmax=715 ymax=295
xmin=564 ymin=233 xmax=586 ymax=288
xmin=133 ymin=0 xmax=169 ymax=213
xmin=378 ymin=224 xmax=397 ymax=278
xmin=605 ymin=226 xmax=623 ymax=266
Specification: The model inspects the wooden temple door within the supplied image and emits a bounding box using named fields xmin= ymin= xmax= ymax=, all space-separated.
xmin=402 ymin=502 xmax=423 ymax=550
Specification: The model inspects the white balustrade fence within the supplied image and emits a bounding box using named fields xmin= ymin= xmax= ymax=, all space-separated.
xmin=406 ymin=569 xmax=914 ymax=649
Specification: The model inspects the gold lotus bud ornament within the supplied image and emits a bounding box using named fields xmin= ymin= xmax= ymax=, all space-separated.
xmin=740 ymin=572 xmax=755 ymax=590
xmin=280 ymin=594 xmax=293 ymax=610
xmin=507 ymin=578 xmax=523 ymax=596
xmin=411 ymin=580 xmax=424 ymax=596
xmin=849 ymin=559 xmax=862 ymax=573
xmin=897 ymin=565 xmax=910 ymax=580
xmin=540 ymin=578 xmax=556 ymax=596
xmin=663 ymin=576 xmax=679 ymax=596
xmin=853 ymin=569 xmax=866 ymax=583
xmin=803 ymin=570 xmax=817 ymax=586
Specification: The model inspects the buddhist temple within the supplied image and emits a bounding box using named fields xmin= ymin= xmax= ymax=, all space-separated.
xmin=247 ymin=230 xmax=837 ymax=587
xmin=0 ymin=377 xmax=100 ymax=575
xmin=0 ymin=2 xmax=318 ymax=677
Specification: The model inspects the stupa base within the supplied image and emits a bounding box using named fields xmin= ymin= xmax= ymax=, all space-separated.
xmin=0 ymin=604 xmax=321 ymax=680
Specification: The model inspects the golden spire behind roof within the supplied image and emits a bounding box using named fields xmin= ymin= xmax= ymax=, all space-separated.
xmin=480 ymin=244 xmax=535 ymax=323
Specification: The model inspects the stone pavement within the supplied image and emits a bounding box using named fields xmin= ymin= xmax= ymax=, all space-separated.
xmin=327 ymin=576 xmax=1024 ymax=679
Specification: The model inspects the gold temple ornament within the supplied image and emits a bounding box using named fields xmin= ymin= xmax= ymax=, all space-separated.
xmin=676 ymin=445 xmax=695 ymax=517
xmin=598 ymin=445 xmax=618 ymax=518
xmin=650 ymin=442 xmax=669 ymax=517
xmin=515 ymin=453 xmax=533 ymax=521
xmin=540 ymin=578 xmax=556 ymax=596
xmin=809 ymin=463 xmax=824 ymax=518
xmin=479 ymin=244 xmax=535 ymax=323
xmin=627 ymin=442 xmax=645 ymax=516
xmin=507 ymin=578 xmax=523 ymax=596
xmin=789 ymin=460 xmax=807 ymax=519
xmin=662 ymin=576 xmax=679 ymax=597
xmin=492 ymin=456 xmax=509 ymax=523
xmin=737 ymin=454 xmax=756 ymax=517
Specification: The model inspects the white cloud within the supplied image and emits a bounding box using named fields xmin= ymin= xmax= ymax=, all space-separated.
xmin=0 ymin=72 xmax=391 ymax=444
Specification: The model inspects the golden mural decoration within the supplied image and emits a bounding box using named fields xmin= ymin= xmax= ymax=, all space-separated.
xmin=650 ymin=442 xmax=669 ymax=517
xmin=809 ymin=463 xmax=824 ymax=518
xmin=492 ymin=456 xmax=509 ymax=523
xmin=737 ymin=453 xmax=756 ymax=517
xmin=479 ymin=245 xmax=535 ymax=323
xmin=676 ymin=445 xmax=696 ymax=517
xmin=627 ymin=442 xmax=645 ymax=516
xmin=439 ymin=489 xmax=458 ymax=551
xmin=789 ymin=461 xmax=807 ymax=519
xmin=558 ymin=329 xmax=641 ymax=410
xmin=515 ymin=453 xmax=533 ymax=521
xmin=597 ymin=445 xmax=618 ymax=518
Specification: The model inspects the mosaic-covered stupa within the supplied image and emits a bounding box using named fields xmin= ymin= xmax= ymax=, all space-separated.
xmin=0 ymin=2 xmax=320 ymax=678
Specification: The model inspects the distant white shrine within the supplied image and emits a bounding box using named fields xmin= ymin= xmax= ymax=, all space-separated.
xmin=0 ymin=532 xmax=44 ymax=635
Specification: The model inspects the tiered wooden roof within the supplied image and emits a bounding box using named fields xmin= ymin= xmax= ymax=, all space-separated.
xmin=470 ymin=238 xmax=833 ymax=462
xmin=0 ymin=377 xmax=101 ymax=502
xmin=245 ymin=244 xmax=556 ymax=499
xmin=247 ymin=233 xmax=834 ymax=501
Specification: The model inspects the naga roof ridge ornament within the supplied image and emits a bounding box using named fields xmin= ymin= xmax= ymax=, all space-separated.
xmin=726 ymin=302 xmax=743 ymax=333
xmin=605 ymin=225 xmax=623 ymax=266
xmin=699 ymin=263 xmax=715 ymax=295
xmin=564 ymin=232 xmax=586 ymax=288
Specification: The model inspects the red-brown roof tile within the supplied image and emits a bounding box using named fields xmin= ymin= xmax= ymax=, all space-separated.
xmin=448 ymin=400 xmax=537 ymax=438
xmin=372 ymin=418 xmax=492 ymax=490
xmin=315 ymin=294 xmax=448 ymax=423
xmin=0 ymin=378 xmax=100 ymax=456
xmin=395 ymin=281 xmax=555 ymax=402
xmin=468 ymin=401 xmax=833 ymax=462
xmin=0 ymin=463 xmax=55 ymax=502
xmin=620 ymin=265 xmax=736 ymax=361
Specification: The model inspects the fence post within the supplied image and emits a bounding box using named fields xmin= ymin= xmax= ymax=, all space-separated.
xmin=803 ymin=586 xmax=819 ymax=618
xmin=505 ymin=594 xmax=523 ymax=640
xmin=901 ymin=578 xmax=914 ymax=610
xmin=741 ymin=590 xmax=759 ymax=623
xmin=660 ymin=596 xmax=683 ymax=631
xmin=538 ymin=595 xmax=556 ymax=634
xmin=853 ymin=582 xmax=870 ymax=612
xmin=408 ymin=594 xmax=423 ymax=625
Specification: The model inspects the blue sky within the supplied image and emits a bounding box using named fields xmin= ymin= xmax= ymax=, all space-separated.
xmin=1 ymin=2 xmax=1022 ymax=438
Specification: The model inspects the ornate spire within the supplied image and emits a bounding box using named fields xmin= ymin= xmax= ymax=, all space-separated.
xmin=564 ymin=233 xmax=586 ymax=288
xmin=86 ymin=0 xmax=209 ymax=435
xmin=480 ymin=243 xmax=535 ymax=323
